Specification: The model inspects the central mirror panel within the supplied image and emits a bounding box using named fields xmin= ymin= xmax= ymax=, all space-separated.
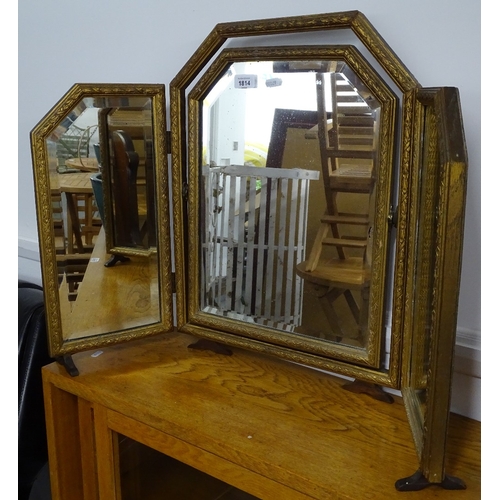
xmin=188 ymin=47 xmax=397 ymax=368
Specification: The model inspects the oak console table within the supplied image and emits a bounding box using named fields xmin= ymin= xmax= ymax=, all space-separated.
xmin=42 ymin=332 xmax=480 ymax=499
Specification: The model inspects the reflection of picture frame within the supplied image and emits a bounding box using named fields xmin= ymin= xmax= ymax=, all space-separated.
xmin=266 ymin=108 xmax=330 ymax=169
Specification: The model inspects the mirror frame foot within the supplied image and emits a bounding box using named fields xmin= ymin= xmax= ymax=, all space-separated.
xmin=188 ymin=338 xmax=233 ymax=356
xmin=342 ymin=379 xmax=394 ymax=403
xmin=395 ymin=470 xmax=466 ymax=491
xmin=104 ymin=254 xmax=131 ymax=267
xmin=56 ymin=355 xmax=79 ymax=377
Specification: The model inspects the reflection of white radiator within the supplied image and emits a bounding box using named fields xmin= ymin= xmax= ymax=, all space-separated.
xmin=202 ymin=164 xmax=319 ymax=329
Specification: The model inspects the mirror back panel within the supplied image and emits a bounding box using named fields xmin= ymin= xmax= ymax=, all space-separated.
xmin=30 ymin=84 xmax=173 ymax=356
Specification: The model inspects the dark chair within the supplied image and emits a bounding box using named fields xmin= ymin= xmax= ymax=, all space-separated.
xmin=18 ymin=280 xmax=52 ymax=500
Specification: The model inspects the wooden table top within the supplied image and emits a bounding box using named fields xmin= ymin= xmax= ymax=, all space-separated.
xmin=65 ymin=157 xmax=99 ymax=172
xmin=43 ymin=331 xmax=481 ymax=499
xmin=60 ymin=228 xmax=160 ymax=340
xmin=51 ymin=171 xmax=94 ymax=194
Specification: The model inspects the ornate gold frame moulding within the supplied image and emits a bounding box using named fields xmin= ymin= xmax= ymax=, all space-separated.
xmin=30 ymin=83 xmax=173 ymax=357
xmin=186 ymin=45 xmax=397 ymax=371
xmin=169 ymin=11 xmax=421 ymax=388
xmin=29 ymin=11 xmax=468 ymax=490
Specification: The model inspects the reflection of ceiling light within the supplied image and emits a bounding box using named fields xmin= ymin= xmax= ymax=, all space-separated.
xmin=265 ymin=78 xmax=282 ymax=88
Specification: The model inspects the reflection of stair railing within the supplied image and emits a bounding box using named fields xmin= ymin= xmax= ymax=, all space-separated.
xmin=202 ymin=164 xmax=319 ymax=329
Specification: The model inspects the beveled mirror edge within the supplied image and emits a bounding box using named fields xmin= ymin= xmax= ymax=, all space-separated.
xmin=185 ymin=44 xmax=398 ymax=370
xmin=30 ymin=83 xmax=173 ymax=357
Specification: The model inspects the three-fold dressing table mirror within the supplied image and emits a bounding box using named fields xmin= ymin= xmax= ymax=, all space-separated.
xmin=30 ymin=11 xmax=468 ymax=493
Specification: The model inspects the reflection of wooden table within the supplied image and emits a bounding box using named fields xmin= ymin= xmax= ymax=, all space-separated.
xmin=64 ymin=157 xmax=99 ymax=172
xmin=56 ymin=171 xmax=94 ymax=193
xmin=51 ymin=172 xmax=98 ymax=253
xmin=61 ymin=228 xmax=159 ymax=340
xmin=42 ymin=331 xmax=481 ymax=499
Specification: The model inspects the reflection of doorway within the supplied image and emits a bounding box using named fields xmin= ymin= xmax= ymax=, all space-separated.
xmin=206 ymin=76 xmax=247 ymax=167
xmin=266 ymin=108 xmax=325 ymax=169
xmin=267 ymin=108 xmax=333 ymax=272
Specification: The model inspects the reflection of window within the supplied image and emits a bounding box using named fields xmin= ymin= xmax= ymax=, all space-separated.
xmin=205 ymin=61 xmax=321 ymax=168
xmin=55 ymin=108 xmax=99 ymax=173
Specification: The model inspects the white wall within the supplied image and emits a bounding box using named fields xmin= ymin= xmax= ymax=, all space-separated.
xmin=18 ymin=0 xmax=481 ymax=420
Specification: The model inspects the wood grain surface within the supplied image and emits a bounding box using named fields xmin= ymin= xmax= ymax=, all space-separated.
xmin=43 ymin=331 xmax=480 ymax=499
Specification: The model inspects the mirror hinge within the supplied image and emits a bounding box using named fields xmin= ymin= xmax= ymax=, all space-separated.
xmin=166 ymin=130 xmax=171 ymax=154
xmin=388 ymin=205 xmax=398 ymax=228
xmin=182 ymin=182 xmax=189 ymax=197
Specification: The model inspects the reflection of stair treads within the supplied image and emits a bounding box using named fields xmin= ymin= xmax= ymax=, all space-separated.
xmin=334 ymin=165 xmax=372 ymax=177
xmin=320 ymin=214 xmax=369 ymax=225
xmin=296 ymin=258 xmax=369 ymax=288
xmin=339 ymin=139 xmax=374 ymax=147
xmin=323 ymin=238 xmax=367 ymax=248
xmin=337 ymin=106 xmax=372 ymax=114
xmin=336 ymin=94 xmax=365 ymax=103
xmin=339 ymin=126 xmax=374 ymax=135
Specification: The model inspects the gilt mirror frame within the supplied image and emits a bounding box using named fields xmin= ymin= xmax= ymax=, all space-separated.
xmin=400 ymin=86 xmax=468 ymax=485
xmin=170 ymin=11 xmax=421 ymax=388
xmin=186 ymin=45 xmax=398 ymax=370
xmin=30 ymin=83 xmax=173 ymax=357
xmin=97 ymin=104 xmax=158 ymax=260
xmin=28 ymin=11 xmax=469 ymax=489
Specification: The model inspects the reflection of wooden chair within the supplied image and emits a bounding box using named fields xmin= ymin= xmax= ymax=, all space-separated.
xmin=296 ymin=71 xmax=378 ymax=341
xmin=66 ymin=192 xmax=102 ymax=254
xmin=50 ymin=173 xmax=100 ymax=301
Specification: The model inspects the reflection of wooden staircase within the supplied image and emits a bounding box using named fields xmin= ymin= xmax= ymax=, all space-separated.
xmin=297 ymin=69 xmax=378 ymax=341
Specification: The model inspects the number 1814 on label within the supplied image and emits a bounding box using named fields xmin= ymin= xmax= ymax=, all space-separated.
xmin=234 ymin=74 xmax=258 ymax=89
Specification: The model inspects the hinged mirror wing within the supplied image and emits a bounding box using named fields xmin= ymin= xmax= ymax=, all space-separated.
xmin=30 ymin=84 xmax=173 ymax=360
xmin=399 ymin=86 xmax=468 ymax=490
